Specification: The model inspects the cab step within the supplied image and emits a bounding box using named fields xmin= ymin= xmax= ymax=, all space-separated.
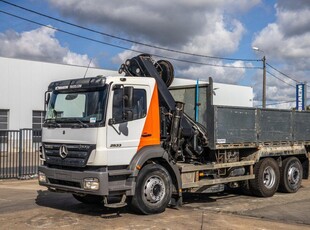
xmin=103 ymin=194 xmax=127 ymax=208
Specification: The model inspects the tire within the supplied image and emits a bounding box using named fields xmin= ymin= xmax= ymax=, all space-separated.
xmin=278 ymin=157 xmax=303 ymax=193
xmin=156 ymin=60 xmax=174 ymax=87
xmin=249 ymin=158 xmax=280 ymax=197
xmin=72 ymin=194 xmax=103 ymax=204
xmin=130 ymin=164 xmax=172 ymax=215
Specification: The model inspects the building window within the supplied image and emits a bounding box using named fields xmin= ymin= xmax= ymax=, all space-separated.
xmin=32 ymin=110 xmax=45 ymax=130
xmin=0 ymin=109 xmax=9 ymax=130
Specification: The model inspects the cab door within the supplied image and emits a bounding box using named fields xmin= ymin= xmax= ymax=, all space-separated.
xmin=106 ymin=84 xmax=149 ymax=165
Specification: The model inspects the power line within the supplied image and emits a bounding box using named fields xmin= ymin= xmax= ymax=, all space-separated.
xmin=0 ymin=0 xmax=260 ymax=62
xmin=266 ymin=100 xmax=295 ymax=106
xmin=267 ymin=63 xmax=310 ymax=91
xmin=0 ymin=10 xmax=262 ymax=70
xmin=266 ymin=70 xmax=296 ymax=88
xmin=266 ymin=63 xmax=299 ymax=83
xmin=3 ymin=0 xmax=307 ymax=86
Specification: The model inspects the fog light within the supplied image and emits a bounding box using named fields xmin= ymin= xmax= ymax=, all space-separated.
xmin=38 ymin=171 xmax=47 ymax=183
xmin=83 ymin=178 xmax=99 ymax=190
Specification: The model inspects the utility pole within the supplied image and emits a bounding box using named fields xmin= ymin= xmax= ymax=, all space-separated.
xmin=262 ymin=55 xmax=266 ymax=108
xmin=252 ymin=47 xmax=266 ymax=108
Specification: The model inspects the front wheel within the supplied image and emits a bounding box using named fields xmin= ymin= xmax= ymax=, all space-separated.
xmin=250 ymin=158 xmax=280 ymax=197
xmin=130 ymin=164 xmax=172 ymax=214
xmin=278 ymin=157 xmax=303 ymax=193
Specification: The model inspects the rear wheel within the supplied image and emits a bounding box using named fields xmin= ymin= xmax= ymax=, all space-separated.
xmin=278 ymin=157 xmax=302 ymax=193
xmin=130 ymin=164 xmax=172 ymax=214
xmin=250 ymin=158 xmax=280 ymax=197
xmin=72 ymin=194 xmax=103 ymax=204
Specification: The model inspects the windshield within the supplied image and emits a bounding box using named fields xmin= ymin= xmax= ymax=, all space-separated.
xmin=45 ymin=86 xmax=108 ymax=126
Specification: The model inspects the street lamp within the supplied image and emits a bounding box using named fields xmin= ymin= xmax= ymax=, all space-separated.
xmin=252 ymin=46 xmax=267 ymax=108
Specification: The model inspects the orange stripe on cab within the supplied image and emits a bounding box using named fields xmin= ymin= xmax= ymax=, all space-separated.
xmin=138 ymin=84 xmax=160 ymax=150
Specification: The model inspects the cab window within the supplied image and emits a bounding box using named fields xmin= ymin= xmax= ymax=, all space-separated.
xmin=112 ymin=88 xmax=147 ymax=123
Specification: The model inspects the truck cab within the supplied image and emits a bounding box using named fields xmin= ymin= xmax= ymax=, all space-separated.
xmin=39 ymin=76 xmax=172 ymax=210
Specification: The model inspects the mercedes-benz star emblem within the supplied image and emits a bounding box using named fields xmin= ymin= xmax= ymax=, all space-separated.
xmin=59 ymin=145 xmax=69 ymax=159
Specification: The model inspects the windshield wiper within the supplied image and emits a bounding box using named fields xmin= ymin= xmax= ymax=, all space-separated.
xmin=63 ymin=118 xmax=89 ymax=128
xmin=74 ymin=118 xmax=89 ymax=128
xmin=45 ymin=118 xmax=61 ymax=128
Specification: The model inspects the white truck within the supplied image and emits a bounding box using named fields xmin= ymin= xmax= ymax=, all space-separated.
xmin=38 ymin=54 xmax=310 ymax=214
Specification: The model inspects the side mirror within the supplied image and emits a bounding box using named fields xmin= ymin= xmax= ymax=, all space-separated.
xmin=111 ymin=85 xmax=134 ymax=123
xmin=124 ymin=86 xmax=133 ymax=108
xmin=108 ymin=118 xmax=116 ymax=126
xmin=45 ymin=92 xmax=50 ymax=105
xmin=124 ymin=110 xmax=133 ymax=121
xmin=123 ymin=86 xmax=134 ymax=121
xmin=44 ymin=92 xmax=51 ymax=111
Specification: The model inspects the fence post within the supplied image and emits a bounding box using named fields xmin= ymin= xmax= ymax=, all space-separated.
xmin=18 ymin=129 xmax=23 ymax=178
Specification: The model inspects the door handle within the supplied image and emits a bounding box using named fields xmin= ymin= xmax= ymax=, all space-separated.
xmin=141 ymin=133 xmax=152 ymax=137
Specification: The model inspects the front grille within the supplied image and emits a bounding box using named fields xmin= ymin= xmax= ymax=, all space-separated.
xmin=48 ymin=178 xmax=81 ymax=188
xmin=43 ymin=143 xmax=95 ymax=167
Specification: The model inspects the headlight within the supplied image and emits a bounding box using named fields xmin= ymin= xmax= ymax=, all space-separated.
xmin=38 ymin=171 xmax=47 ymax=183
xmin=83 ymin=178 xmax=99 ymax=190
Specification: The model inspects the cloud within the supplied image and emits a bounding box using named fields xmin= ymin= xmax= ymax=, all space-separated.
xmin=276 ymin=0 xmax=310 ymax=11
xmin=251 ymin=66 xmax=298 ymax=109
xmin=0 ymin=26 xmax=93 ymax=66
xmin=49 ymin=0 xmax=259 ymax=47
xmin=252 ymin=0 xmax=310 ymax=108
xmin=47 ymin=0 xmax=264 ymax=83
xmin=178 ymin=61 xmax=249 ymax=84
xmin=113 ymin=45 xmax=250 ymax=84
xmin=252 ymin=0 xmax=310 ymax=66
xmin=277 ymin=7 xmax=310 ymax=37
xmin=108 ymin=8 xmax=248 ymax=84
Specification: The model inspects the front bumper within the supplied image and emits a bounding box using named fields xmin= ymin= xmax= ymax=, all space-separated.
xmin=38 ymin=165 xmax=109 ymax=195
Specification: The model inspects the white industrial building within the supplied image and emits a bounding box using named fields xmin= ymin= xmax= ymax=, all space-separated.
xmin=0 ymin=56 xmax=253 ymax=130
xmin=170 ymin=78 xmax=253 ymax=107
xmin=0 ymin=56 xmax=116 ymax=130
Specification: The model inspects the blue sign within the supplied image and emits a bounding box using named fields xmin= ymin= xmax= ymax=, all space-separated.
xmin=296 ymin=83 xmax=305 ymax=111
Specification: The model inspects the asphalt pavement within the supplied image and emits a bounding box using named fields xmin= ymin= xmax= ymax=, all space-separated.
xmin=0 ymin=179 xmax=309 ymax=229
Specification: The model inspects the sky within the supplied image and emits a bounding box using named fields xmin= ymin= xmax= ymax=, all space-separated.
xmin=0 ymin=0 xmax=309 ymax=108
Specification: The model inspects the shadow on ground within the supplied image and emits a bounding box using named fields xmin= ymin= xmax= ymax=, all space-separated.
xmin=35 ymin=190 xmax=130 ymax=218
xmin=36 ymin=188 xmax=249 ymax=216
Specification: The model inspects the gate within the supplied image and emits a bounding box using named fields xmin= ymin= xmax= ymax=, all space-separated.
xmin=0 ymin=129 xmax=42 ymax=179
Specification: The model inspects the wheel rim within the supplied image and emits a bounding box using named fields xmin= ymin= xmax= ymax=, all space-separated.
xmin=143 ymin=175 xmax=166 ymax=204
xmin=287 ymin=163 xmax=300 ymax=187
xmin=263 ymin=166 xmax=276 ymax=189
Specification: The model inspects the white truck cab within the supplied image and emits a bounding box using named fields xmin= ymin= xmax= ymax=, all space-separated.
xmin=39 ymin=76 xmax=171 ymax=210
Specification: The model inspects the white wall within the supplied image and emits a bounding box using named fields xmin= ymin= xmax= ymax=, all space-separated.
xmin=0 ymin=57 xmax=119 ymax=130
xmin=213 ymin=82 xmax=253 ymax=107
xmin=170 ymin=78 xmax=253 ymax=107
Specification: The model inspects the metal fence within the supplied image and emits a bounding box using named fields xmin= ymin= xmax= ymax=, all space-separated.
xmin=0 ymin=129 xmax=42 ymax=179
